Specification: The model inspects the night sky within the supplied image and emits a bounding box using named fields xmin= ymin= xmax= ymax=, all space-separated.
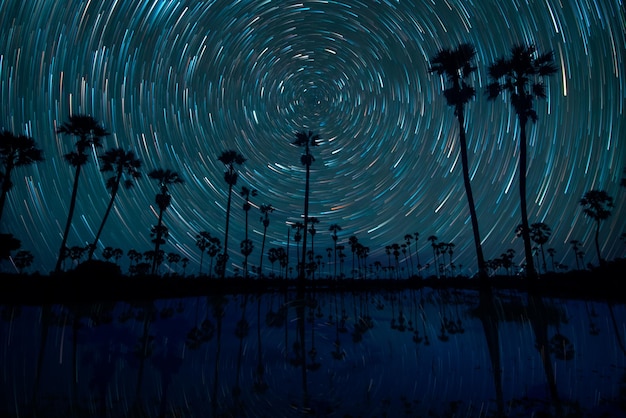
xmin=1 ymin=0 xmax=624 ymax=276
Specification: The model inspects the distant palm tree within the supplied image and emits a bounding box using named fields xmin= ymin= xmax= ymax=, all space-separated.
xmin=579 ymin=190 xmax=614 ymax=265
xmin=329 ymin=223 xmax=341 ymax=279
xmin=529 ymin=222 xmax=551 ymax=274
xmin=88 ymin=148 xmax=142 ymax=260
xmin=547 ymin=248 xmax=557 ymax=271
xmin=240 ymin=186 xmax=257 ymax=278
xmin=148 ymin=168 xmax=184 ymax=275
xmin=0 ymin=130 xmax=44 ymax=225
xmin=487 ymin=44 xmax=557 ymax=280
xmin=427 ymin=235 xmax=439 ymax=277
xmin=291 ymin=221 xmax=304 ymax=270
xmin=430 ymin=43 xmax=487 ymax=279
xmin=54 ymin=115 xmax=109 ymax=272
xmin=206 ymin=236 xmax=222 ymax=278
xmin=217 ymin=150 xmax=246 ymax=278
xmin=195 ymin=231 xmax=214 ymax=275
xmin=569 ymin=239 xmax=582 ymax=270
xmin=348 ymin=235 xmax=359 ymax=279
xmin=258 ymin=203 xmax=274 ymax=277
xmin=413 ymin=232 xmax=422 ymax=276
xmin=293 ymin=130 xmax=319 ymax=281
xmin=13 ymin=249 xmax=34 ymax=273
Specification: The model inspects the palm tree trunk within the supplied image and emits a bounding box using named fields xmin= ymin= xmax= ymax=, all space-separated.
xmin=457 ymin=111 xmax=487 ymax=279
xmin=55 ymin=166 xmax=83 ymax=273
xmin=89 ymin=182 xmax=120 ymax=260
xmin=222 ymin=184 xmax=233 ymax=279
xmin=300 ymin=165 xmax=310 ymax=283
xmin=518 ymin=120 xmax=536 ymax=280
xmin=0 ymin=164 xmax=14 ymax=224
xmin=152 ymin=209 xmax=165 ymax=274
xmin=259 ymin=226 xmax=267 ymax=278
xmin=594 ymin=219 xmax=602 ymax=264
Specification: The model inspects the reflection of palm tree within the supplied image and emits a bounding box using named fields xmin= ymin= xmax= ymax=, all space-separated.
xmin=88 ymin=148 xmax=142 ymax=260
xmin=293 ymin=130 xmax=320 ymax=282
xmin=233 ymin=294 xmax=250 ymax=399
xmin=254 ymin=295 xmax=269 ymax=393
xmin=0 ymin=130 xmax=44 ymax=224
xmin=487 ymin=44 xmax=557 ymax=280
xmin=32 ymin=305 xmax=55 ymax=410
xmin=430 ymin=43 xmax=487 ymax=279
xmin=579 ymin=190 xmax=614 ymax=265
xmin=217 ymin=150 xmax=246 ymax=278
xmin=148 ymin=169 xmax=184 ymax=275
xmin=526 ymin=293 xmax=561 ymax=406
xmin=210 ymin=295 xmax=227 ymax=417
xmin=54 ymin=115 xmax=109 ymax=273
xmin=132 ymin=302 xmax=156 ymax=413
xmin=476 ymin=287 xmax=505 ymax=416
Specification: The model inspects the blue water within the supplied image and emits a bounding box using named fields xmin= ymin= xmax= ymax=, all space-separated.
xmin=1 ymin=288 xmax=625 ymax=417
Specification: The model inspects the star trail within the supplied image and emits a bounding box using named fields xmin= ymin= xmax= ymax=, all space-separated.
xmin=0 ymin=0 xmax=624 ymax=275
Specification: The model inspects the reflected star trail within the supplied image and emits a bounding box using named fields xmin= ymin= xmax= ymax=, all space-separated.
xmin=1 ymin=0 xmax=624 ymax=275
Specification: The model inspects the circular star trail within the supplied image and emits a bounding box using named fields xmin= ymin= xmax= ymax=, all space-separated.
xmin=1 ymin=0 xmax=624 ymax=275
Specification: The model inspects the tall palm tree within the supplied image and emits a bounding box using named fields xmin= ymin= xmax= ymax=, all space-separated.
xmin=240 ymin=186 xmax=257 ymax=278
xmin=579 ymin=190 xmax=614 ymax=265
xmin=487 ymin=44 xmax=557 ymax=280
xmin=88 ymin=148 xmax=142 ymax=260
xmin=293 ymin=130 xmax=319 ymax=282
xmin=54 ymin=115 xmax=109 ymax=272
xmin=329 ymin=223 xmax=341 ymax=279
xmin=217 ymin=150 xmax=246 ymax=278
xmin=148 ymin=168 xmax=184 ymax=275
xmin=0 ymin=130 xmax=44 ymax=225
xmin=258 ymin=203 xmax=274 ymax=277
xmin=430 ymin=43 xmax=487 ymax=279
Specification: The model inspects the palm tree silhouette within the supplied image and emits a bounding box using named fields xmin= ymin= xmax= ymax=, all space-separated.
xmin=0 ymin=130 xmax=44 ymax=225
xmin=217 ymin=150 xmax=246 ymax=278
xmin=293 ymin=130 xmax=319 ymax=282
xmin=579 ymin=190 xmax=614 ymax=265
xmin=427 ymin=235 xmax=439 ymax=277
xmin=430 ymin=43 xmax=487 ymax=279
xmin=329 ymin=223 xmax=341 ymax=279
xmin=147 ymin=168 xmax=184 ymax=275
xmin=258 ymin=203 xmax=274 ymax=277
xmin=240 ymin=186 xmax=257 ymax=278
xmin=88 ymin=148 xmax=142 ymax=260
xmin=308 ymin=216 xmax=320 ymax=278
xmin=195 ymin=231 xmax=214 ymax=275
xmin=487 ymin=44 xmax=557 ymax=280
xmin=292 ymin=221 xmax=304 ymax=270
xmin=54 ymin=115 xmax=109 ymax=272
xmin=530 ymin=222 xmax=552 ymax=274
xmin=413 ymin=232 xmax=422 ymax=276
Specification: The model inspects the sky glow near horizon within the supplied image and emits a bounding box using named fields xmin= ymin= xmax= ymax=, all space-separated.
xmin=0 ymin=0 xmax=625 ymax=275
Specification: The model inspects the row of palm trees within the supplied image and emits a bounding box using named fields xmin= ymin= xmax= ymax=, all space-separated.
xmin=0 ymin=42 xmax=622 ymax=279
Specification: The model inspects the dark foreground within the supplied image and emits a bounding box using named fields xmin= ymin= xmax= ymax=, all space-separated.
xmin=1 ymin=259 xmax=625 ymax=305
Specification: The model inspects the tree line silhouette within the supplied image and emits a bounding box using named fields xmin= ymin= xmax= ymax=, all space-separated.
xmin=0 ymin=42 xmax=623 ymax=280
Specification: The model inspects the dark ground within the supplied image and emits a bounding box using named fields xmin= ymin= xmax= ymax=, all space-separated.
xmin=1 ymin=258 xmax=624 ymax=306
